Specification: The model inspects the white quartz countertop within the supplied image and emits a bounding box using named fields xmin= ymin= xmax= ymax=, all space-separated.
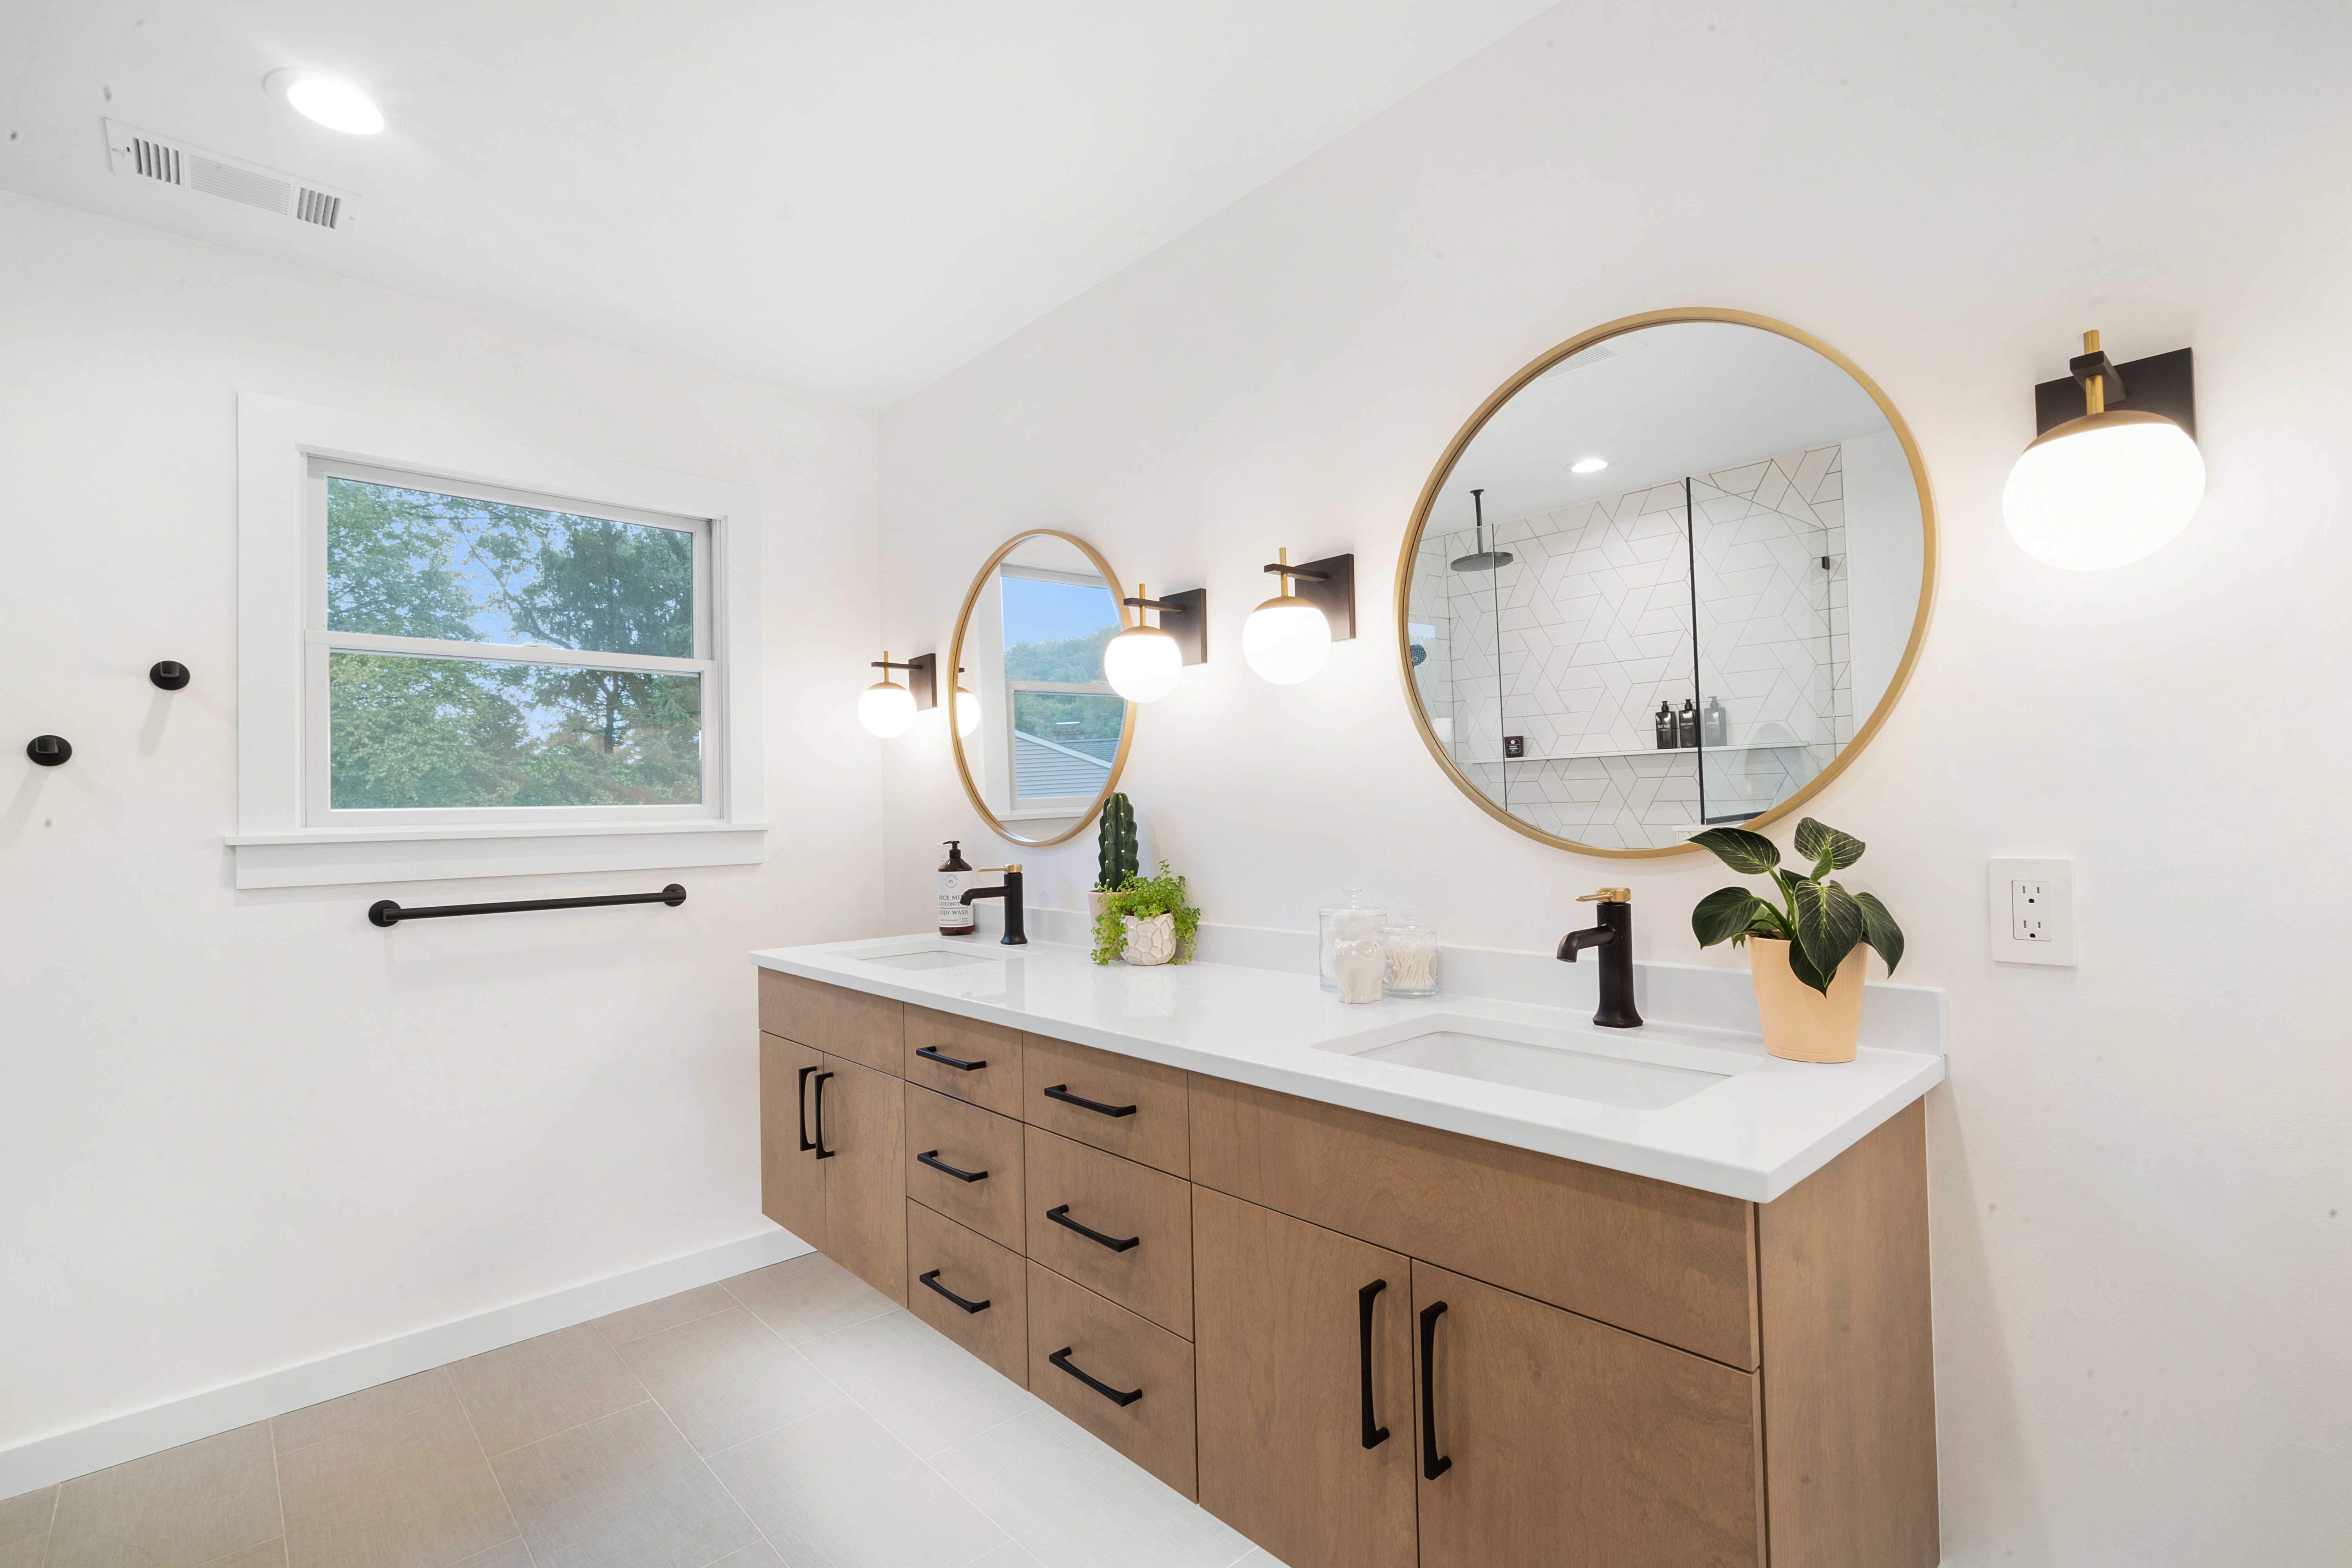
xmin=749 ymin=932 xmax=1945 ymax=1203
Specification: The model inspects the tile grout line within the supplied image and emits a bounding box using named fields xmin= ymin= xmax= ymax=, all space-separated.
xmin=35 ymin=1480 xmax=58 ymax=1568
xmin=480 ymin=1397 xmax=660 ymax=1462
xmin=592 ymin=1300 xmax=740 ymax=1351
xmin=267 ymin=1415 xmax=289 ymax=1566
xmin=641 ymin=1397 xmax=783 ymax=1566
xmin=450 ymin=1387 xmax=539 ymax=1568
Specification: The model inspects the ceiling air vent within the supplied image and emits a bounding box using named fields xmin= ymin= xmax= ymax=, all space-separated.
xmin=103 ymin=119 xmax=358 ymax=232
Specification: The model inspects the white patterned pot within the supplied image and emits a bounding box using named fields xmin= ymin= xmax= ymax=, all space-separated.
xmin=1123 ymin=912 xmax=1177 ymax=966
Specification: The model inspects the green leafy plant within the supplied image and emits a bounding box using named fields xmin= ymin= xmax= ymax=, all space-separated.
xmin=1096 ymin=793 xmax=1138 ymax=892
xmin=1689 ymin=818 xmax=1905 ymax=996
xmin=1091 ymin=860 xmax=1200 ymax=965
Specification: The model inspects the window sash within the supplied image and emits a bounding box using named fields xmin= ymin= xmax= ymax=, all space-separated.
xmin=305 ymin=458 xmax=719 ymax=827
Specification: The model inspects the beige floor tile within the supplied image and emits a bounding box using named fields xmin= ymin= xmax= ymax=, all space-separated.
xmin=447 ymin=1543 xmax=533 ymax=1568
xmin=707 ymin=1404 xmax=1005 ymax=1568
xmin=928 ymin=1406 xmax=1254 ymax=1568
xmin=45 ymin=1421 xmax=281 ymax=1568
xmin=722 ymin=1253 xmax=896 ymax=1344
xmin=593 ymin=1283 xmax=736 ymax=1345
xmin=279 ymin=1397 xmax=518 ymax=1568
xmin=276 ymin=1369 xmax=456 ymax=1454
xmin=447 ymin=1321 xmax=648 ymax=1456
xmin=490 ymin=1401 xmax=759 ymax=1568
xmin=959 ymin=1543 xmax=1046 ymax=1567
xmin=0 ymin=1485 xmax=53 ymax=1546
xmin=798 ymin=1308 xmax=1039 ymax=1459
xmin=612 ymin=1306 xmax=846 ymax=1455
xmin=198 ymin=1539 xmax=289 ymax=1568
xmin=708 ymin=1543 xmax=786 ymax=1567
xmin=0 ymin=1535 xmax=49 ymax=1568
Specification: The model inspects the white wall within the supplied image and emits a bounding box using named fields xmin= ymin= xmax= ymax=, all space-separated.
xmin=877 ymin=4 xmax=2352 ymax=1563
xmin=0 ymin=193 xmax=884 ymax=1454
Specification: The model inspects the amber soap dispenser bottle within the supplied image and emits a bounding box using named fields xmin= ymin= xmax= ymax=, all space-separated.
xmin=938 ymin=840 xmax=975 ymax=935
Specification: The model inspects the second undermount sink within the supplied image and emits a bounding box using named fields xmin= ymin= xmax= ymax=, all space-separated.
xmin=1313 ymin=1014 xmax=1753 ymax=1112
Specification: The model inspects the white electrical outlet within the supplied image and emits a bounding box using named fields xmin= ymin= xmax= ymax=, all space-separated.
xmin=1988 ymin=858 xmax=2076 ymax=966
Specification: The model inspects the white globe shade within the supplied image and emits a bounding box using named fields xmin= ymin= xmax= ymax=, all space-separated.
xmin=2002 ymin=411 xmax=2205 ymax=571
xmin=1102 ymin=626 xmax=1183 ymax=702
xmin=283 ymin=75 xmax=385 ymax=134
xmin=1242 ymin=597 xmax=1331 ymax=684
xmin=857 ymin=679 xmax=916 ymax=738
xmin=953 ymin=685 xmax=981 ymax=738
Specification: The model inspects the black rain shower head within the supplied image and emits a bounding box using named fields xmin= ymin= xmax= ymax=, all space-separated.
xmin=1450 ymin=487 xmax=1514 ymax=571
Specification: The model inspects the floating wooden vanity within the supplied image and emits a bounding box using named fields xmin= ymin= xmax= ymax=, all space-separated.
xmin=757 ymin=965 xmax=1938 ymax=1568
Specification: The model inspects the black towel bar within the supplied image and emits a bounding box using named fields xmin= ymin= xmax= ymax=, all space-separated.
xmin=368 ymin=884 xmax=686 ymax=928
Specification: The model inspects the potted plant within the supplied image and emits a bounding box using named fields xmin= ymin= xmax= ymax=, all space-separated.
xmin=1089 ymin=792 xmax=1138 ymax=922
xmin=1688 ymin=818 xmax=1905 ymax=1063
xmin=1092 ymin=860 xmax=1200 ymax=967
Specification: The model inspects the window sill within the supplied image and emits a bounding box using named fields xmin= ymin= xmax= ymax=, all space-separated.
xmin=226 ymin=820 xmax=772 ymax=890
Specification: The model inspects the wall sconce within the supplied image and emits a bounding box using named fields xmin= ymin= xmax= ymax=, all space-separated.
xmin=1104 ymin=583 xmax=1206 ymax=702
xmin=951 ymin=671 xmax=980 ymax=739
xmin=858 ymin=650 xmax=938 ymax=738
xmin=1243 ymin=548 xmax=1354 ymax=685
xmin=2003 ymin=331 xmax=2203 ymax=570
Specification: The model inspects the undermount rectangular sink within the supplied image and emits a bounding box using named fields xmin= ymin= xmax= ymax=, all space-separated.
xmin=815 ymin=936 xmax=1020 ymax=997
xmin=1315 ymin=1014 xmax=1749 ymax=1112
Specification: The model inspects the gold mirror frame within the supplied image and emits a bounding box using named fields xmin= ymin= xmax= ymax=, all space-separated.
xmin=1395 ymin=307 xmax=1939 ymax=859
xmin=949 ymin=528 xmax=1139 ymax=847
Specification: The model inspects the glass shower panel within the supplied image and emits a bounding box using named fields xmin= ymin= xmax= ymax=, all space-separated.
xmin=1688 ymin=476 xmax=1837 ymax=826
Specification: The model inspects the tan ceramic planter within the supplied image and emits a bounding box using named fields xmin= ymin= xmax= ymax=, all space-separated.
xmin=1123 ymin=912 xmax=1177 ymax=966
xmin=1747 ymin=938 xmax=1865 ymax=1063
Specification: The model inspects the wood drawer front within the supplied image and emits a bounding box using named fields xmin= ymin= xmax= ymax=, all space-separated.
xmin=1027 ymin=1260 xmax=1198 ymax=1500
xmin=905 ymin=1084 xmax=1025 ymax=1250
xmin=1413 ymin=1261 xmax=1763 ymax=1568
xmin=1024 ymin=1126 xmax=1194 ymax=1338
xmin=1191 ymin=1075 xmax=1758 ymax=1368
xmin=906 ymin=1200 xmax=1027 ymax=1387
xmin=1022 ymin=1033 xmax=1189 ymax=1176
xmin=905 ymin=1007 xmax=1024 ymax=1117
xmin=759 ymin=969 xmax=904 ymax=1076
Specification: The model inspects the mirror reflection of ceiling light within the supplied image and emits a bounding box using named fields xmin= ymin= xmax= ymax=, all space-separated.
xmin=265 ymin=69 xmax=386 ymax=134
xmin=953 ymin=681 xmax=981 ymax=738
xmin=1570 ymin=457 xmax=1609 ymax=474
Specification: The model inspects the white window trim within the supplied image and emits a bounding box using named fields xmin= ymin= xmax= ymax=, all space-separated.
xmin=230 ymin=393 xmax=769 ymax=889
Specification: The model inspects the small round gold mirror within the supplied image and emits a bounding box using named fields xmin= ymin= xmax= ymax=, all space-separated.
xmin=949 ymin=529 xmax=1137 ymax=846
xmin=1398 ymin=309 xmax=1936 ymax=857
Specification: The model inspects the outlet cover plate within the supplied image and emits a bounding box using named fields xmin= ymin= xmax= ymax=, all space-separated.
xmin=1989 ymin=858 xmax=2076 ymax=967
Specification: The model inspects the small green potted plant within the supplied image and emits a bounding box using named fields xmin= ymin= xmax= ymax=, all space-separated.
xmin=1688 ymin=818 xmax=1905 ymax=1063
xmin=1089 ymin=792 xmax=1138 ymax=922
xmin=1092 ymin=860 xmax=1200 ymax=967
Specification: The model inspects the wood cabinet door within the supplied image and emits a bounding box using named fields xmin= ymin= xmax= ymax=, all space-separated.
xmin=1194 ymin=1190 xmax=1416 ymax=1568
xmin=818 ymin=1053 xmax=907 ymax=1306
xmin=1412 ymin=1262 xmax=1764 ymax=1568
xmin=759 ymin=1033 xmax=826 ymax=1251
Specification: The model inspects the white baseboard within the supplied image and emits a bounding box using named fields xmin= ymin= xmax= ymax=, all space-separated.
xmin=0 ymin=1225 xmax=813 ymax=1499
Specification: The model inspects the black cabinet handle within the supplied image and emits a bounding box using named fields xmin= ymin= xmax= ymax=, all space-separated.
xmin=795 ymin=1065 xmax=818 ymax=1153
xmin=918 ymin=1269 xmax=990 ymax=1314
xmin=1043 ymin=1083 xmax=1137 ymax=1119
xmin=1050 ymin=1347 xmax=1143 ymax=1406
xmin=1419 ymin=1300 xmax=1451 ymax=1480
xmin=1045 ymin=1203 xmax=1140 ymax=1252
xmin=1359 ymin=1279 xmax=1390 ymax=1449
xmin=917 ymin=1149 xmax=989 ymax=1183
xmin=811 ymin=1072 xmax=835 ymax=1160
xmin=916 ymin=1045 xmax=987 ymax=1072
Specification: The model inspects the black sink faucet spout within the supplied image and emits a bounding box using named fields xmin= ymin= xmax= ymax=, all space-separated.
xmin=959 ymin=865 xmax=1027 ymax=945
xmin=1557 ymin=887 xmax=1641 ymax=1029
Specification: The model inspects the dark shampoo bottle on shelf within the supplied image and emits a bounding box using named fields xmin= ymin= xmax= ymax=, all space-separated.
xmin=1655 ymin=702 xmax=1677 ymax=749
xmin=1677 ymin=699 xmax=1699 ymax=749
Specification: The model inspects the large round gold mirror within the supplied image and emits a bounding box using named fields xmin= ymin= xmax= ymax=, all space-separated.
xmin=950 ymin=529 xmax=1138 ymax=846
xmin=1399 ymin=309 xmax=1936 ymax=857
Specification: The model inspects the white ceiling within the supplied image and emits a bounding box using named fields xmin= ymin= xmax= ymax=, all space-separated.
xmin=1430 ymin=322 xmax=1892 ymax=537
xmin=0 ymin=0 xmax=1555 ymax=409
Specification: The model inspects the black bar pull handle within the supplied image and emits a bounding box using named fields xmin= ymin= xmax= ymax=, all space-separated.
xmin=1043 ymin=1083 xmax=1137 ymax=1119
xmin=370 ymin=883 xmax=685 ymax=928
xmin=916 ymin=1046 xmax=987 ymax=1072
xmin=918 ymin=1269 xmax=990 ymax=1314
xmin=1359 ymin=1279 xmax=1390 ymax=1449
xmin=1045 ymin=1203 xmax=1139 ymax=1252
xmin=1050 ymin=1347 xmax=1143 ymax=1407
xmin=811 ymin=1072 xmax=835 ymax=1160
xmin=917 ymin=1150 xmax=989 ymax=1183
xmin=1419 ymin=1300 xmax=1451 ymax=1480
xmin=796 ymin=1065 xmax=819 ymax=1153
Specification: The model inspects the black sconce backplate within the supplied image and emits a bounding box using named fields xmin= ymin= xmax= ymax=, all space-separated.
xmin=903 ymin=653 xmax=939 ymax=710
xmin=2035 ymin=347 xmax=2195 ymax=439
xmin=1122 ymin=587 xmax=1208 ymax=665
xmin=1263 ymin=553 xmax=1356 ymax=642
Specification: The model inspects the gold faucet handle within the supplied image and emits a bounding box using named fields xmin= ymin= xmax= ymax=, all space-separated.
xmin=1577 ymin=887 xmax=1632 ymax=903
xmin=975 ymin=864 xmax=1022 ymax=874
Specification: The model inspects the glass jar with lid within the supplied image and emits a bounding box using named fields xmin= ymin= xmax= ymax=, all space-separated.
xmin=1382 ymin=909 xmax=1440 ymax=999
xmin=1318 ymin=889 xmax=1387 ymax=995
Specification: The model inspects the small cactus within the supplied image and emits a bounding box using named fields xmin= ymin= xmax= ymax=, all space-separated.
xmin=1096 ymin=793 xmax=1138 ymax=891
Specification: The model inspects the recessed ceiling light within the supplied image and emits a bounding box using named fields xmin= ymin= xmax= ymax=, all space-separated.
xmin=1570 ymin=457 xmax=1609 ymax=474
xmin=264 ymin=68 xmax=385 ymax=135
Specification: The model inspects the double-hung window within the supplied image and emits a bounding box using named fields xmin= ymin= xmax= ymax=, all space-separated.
xmin=997 ymin=563 xmax=1126 ymax=814
xmin=309 ymin=459 xmax=718 ymax=826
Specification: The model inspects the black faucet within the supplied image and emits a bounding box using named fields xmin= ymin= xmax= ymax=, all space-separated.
xmin=1557 ymin=887 xmax=1641 ymax=1029
xmin=959 ymin=864 xmax=1027 ymax=945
